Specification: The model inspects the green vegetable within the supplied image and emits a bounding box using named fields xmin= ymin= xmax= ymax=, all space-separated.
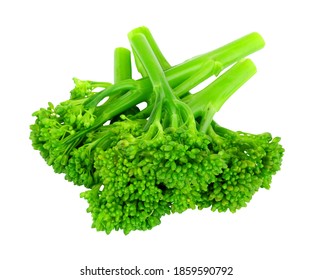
xmin=30 ymin=27 xmax=283 ymax=234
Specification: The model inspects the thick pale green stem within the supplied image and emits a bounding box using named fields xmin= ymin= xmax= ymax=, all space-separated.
xmin=166 ymin=32 xmax=264 ymax=87
xmin=174 ymin=60 xmax=222 ymax=98
xmin=128 ymin=34 xmax=172 ymax=97
xmin=192 ymin=32 xmax=264 ymax=69
xmin=114 ymin=47 xmax=132 ymax=83
xmin=129 ymin=31 xmax=178 ymax=127
xmin=186 ymin=59 xmax=257 ymax=133
xmin=135 ymin=27 xmax=171 ymax=70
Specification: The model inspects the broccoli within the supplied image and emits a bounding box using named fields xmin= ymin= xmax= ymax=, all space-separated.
xmin=30 ymin=26 xmax=284 ymax=234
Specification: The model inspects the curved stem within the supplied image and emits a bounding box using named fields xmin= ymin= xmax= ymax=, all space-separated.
xmin=198 ymin=106 xmax=216 ymax=133
xmin=83 ymin=79 xmax=138 ymax=109
xmin=207 ymin=125 xmax=224 ymax=147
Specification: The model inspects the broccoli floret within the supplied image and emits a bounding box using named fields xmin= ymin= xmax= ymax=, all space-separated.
xmin=199 ymin=122 xmax=284 ymax=213
xmin=29 ymin=79 xmax=111 ymax=173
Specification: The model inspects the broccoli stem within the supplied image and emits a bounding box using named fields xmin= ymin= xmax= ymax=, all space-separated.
xmin=129 ymin=30 xmax=199 ymax=133
xmin=128 ymin=32 xmax=178 ymax=119
xmin=128 ymin=33 xmax=177 ymax=132
xmin=84 ymin=79 xmax=138 ymax=109
xmin=165 ymin=32 xmax=264 ymax=87
xmin=132 ymin=26 xmax=171 ymax=73
xmin=114 ymin=47 xmax=132 ymax=83
xmin=186 ymin=59 xmax=257 ymax=133
xmin=198 ymin=32 xmax=264 ymax=68
xmin=101 ymin=47 xmax=134 ymax=108
xmin=174 ymin=60 xmax=222 ymax=98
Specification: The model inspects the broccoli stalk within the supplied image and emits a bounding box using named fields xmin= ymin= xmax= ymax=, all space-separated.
xmin=131 ymin=26 xmax=171 ymax=76
xmin=114 ymin=47 xmax=132 ymax=83
xmin=128 ymin=31 xmax=197 ymax=134
xmin=186 ymin=58 xmax=257 ymax=133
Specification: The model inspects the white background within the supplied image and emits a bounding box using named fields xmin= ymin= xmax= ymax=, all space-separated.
xmin=1 ymin=0 xmax=311 ymax=279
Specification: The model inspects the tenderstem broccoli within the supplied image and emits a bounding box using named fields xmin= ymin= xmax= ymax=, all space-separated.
xmin=30 ymin=26 xmax=284 ymax=234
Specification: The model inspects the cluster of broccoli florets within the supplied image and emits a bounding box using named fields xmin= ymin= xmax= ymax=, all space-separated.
xmin=30 ymin=26 xmax=284 ymax=234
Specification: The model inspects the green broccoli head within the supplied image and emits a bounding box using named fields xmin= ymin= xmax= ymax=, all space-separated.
xmin=82 ymin=122 xmax=224 ymax=233
xmin=202 ymin=123 xmax=284 ymax=213
xmin=29 ymin=26 xmax=283 ymax=235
